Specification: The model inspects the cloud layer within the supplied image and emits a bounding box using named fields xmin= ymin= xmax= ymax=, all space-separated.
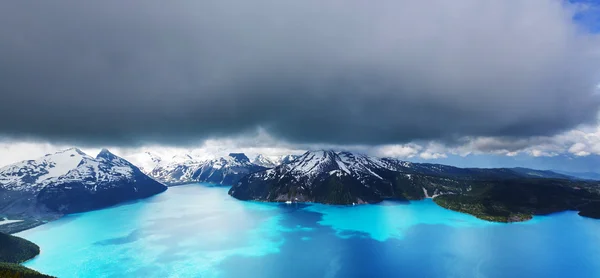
xmin=1 ymin=0 xmax=599 ymax=146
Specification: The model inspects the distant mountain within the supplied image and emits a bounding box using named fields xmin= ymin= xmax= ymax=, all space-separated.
xmin=230 ymin=150 xmax=600 ymax=222
xmin=251 ymin=154 xmax=300 ymax=168
xmin=124 ymin=151 xmax=164 ymax=172
xmin=280 ymin=154 xmax=300 ymax=164
xmin=252 ymin=154 xmax=279 ymax=168
xmin=0 ymin=148 xmax=167 ymax=232
xmin=148 ymin=153 xmax=267 ymax=185
xmin=551 ymin=170 xmax=600 ymax=181
xmin=509 ymin=167 xmax=575 ymax=180
xmin=378 ymin=161 xmax=574 ymax=181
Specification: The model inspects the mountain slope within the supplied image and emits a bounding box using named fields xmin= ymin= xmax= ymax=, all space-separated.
xmin=0 ymin=148 xmax=167 ymax=228
xmin=0 ymin=148 xmax=88 ymax=193
xmin=231 ymin=151 xmax=399 ymax=204
xmin=36 ymin=149 xmax=167 ymax=214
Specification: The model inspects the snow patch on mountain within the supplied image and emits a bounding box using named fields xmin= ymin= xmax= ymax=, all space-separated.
xmin=0 ymin=148 xmax=90 ymax=192
xmin=252 ymin=154 xmax=301 ymax=168
xmin=50 ymin=149 xmax=137 ymax=190
xmin=271 ymin=151 xmax=392 ymax=185
xmin=252 ymin=154 xmax=279 ymax=168
xmin=125 ymin=151 xmax=164 ymax=172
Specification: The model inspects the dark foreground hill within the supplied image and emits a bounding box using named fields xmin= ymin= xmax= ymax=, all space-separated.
xmin=0 ymin=232 xmax=54 ymax=278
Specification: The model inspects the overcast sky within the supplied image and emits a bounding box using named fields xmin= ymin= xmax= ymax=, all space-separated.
xmin=1 ymin=0 xmax=600 ymax=170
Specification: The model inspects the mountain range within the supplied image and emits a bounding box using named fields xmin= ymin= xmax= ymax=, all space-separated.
xmin=129 ymin=152 xmax=299 ymax=186
xmin=145 ymin=153 xmax=267 ymax=185
xmin=2 ymin=148 xmax=600 ymax=233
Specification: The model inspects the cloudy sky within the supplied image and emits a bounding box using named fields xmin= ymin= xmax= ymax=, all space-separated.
xmin=1 ymin=0 xmax=600 ymax=171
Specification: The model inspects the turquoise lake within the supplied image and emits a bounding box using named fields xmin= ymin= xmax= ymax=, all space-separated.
xmin=16 ymin=183 xmax=600 ymax=278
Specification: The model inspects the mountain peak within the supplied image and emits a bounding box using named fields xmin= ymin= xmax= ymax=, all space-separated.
xmin=229 ymin=150 xmax=395 ymax=204
xmin=96 ymin=148 xmax=117 ymax=160
xmin=298 ymin=150 xmax=339 ymax=163
xmin=281 ymin=154 xmax=299 ymax=164
xmin=307 ymin=150 xmax=337 ymax=156
xmin=252 ymin=154 xmax=278 ymax=168
xmin=51 ymin=147 xmax=87 ymax=157
xmin=228 ymin=153 xmax=250 ymax=163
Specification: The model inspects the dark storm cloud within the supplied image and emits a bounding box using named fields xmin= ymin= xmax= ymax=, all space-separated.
xmin=0 ymin=0 xmax=599 ymax=146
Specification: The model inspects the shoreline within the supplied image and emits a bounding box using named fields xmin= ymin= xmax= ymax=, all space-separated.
xmin=9 ymin=182 xmax=600 ymax=236
xmin=1 ymin=219 xmax=57 ymax=235
xmin=231 ymin=191 xmax=600 ymax=224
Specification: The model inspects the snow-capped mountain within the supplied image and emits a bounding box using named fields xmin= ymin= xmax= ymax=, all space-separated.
xmin=0 ymin=148 xmax=167 ymax=217
xmin=252 ymin=154 xmax=279 ymax=168
xmin=0 ymin=148 xmax=88 ymax=193
xmin=228 ymin=150 xmax=486 ymax=204
xmin=148 ymin=153 xmax=267 ymax=185
xmin=230 ymin=151 xmax=398 ymax=204
xmin=252 ymin=154 xmax=300 ymax=168
xmin=124 ymin=151 xmax=164 ymax=172
xmin=280 ymin=154 xmax=300 ymax=164
xmin=148 ymin=159 xmax=201 ymax=185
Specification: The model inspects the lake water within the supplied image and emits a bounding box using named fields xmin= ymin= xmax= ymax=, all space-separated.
xmin=16 ymin=183 xmax=600 ymax=278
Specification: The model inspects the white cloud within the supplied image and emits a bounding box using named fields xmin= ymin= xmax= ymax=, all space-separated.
xmin=5 ymin=120 xmax=600 ymax=167
xmin=568 ymin=142 xmax=587 ymax=156
xmin=419 ymin=152 xmax=448 ymax=160
xmin=366 ymin=119 xmax=600 ymax=160
xmin=374 ymin=144 xmax=422 ymax=158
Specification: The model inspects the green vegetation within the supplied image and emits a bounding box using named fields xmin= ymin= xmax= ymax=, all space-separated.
xmin=433 ymin=178 xmax=600 ymax=222
xmin=434 ymin=195 xmax=533 ymax=222
xmin=316 ymin=177 xmax=357 ymax=205
xmin=577 ymin=201 xmax=600 ymax=219
xmin=390 ymin=173 xmax=466 ymax=201
xmin=0 ymin=233 xmax=54 ymax=277
xmin=0 ymin=232 xmax=39 ymax=263
xmin=0 ymin=263 xmax=55 ymax=278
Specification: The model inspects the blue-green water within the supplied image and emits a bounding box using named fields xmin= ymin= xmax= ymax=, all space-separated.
xmin=16 ymin=183 xmax=600 ymax=278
